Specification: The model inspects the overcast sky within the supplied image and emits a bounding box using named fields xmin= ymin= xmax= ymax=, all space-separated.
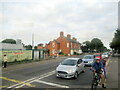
xmin=0 ymin=0 xmax=119 ymax=48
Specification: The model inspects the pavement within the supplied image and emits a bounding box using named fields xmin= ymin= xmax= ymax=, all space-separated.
xmin=0 ymin=54 xmax=119 ymax=90
xmin=106 ymin=54 xmax=119 ymax=89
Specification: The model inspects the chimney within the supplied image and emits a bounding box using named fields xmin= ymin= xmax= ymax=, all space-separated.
xmin=60 ymin=32 xmax=64 ymax=37
xmin=73 ymin=37 xmax=77 ymax=41
xmin=67 ymin=34 xmax=71 ymax=39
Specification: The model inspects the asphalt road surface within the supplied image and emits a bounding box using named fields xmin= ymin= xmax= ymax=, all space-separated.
xmin=1 ymin=55 xmax=119 ymax=89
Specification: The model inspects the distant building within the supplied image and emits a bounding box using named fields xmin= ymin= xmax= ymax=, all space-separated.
xmin=37 ymin=44 xmax=44 ymax=49
xmin=46 ymin=32 xmax=82 ymax=56
xmin=0 ymin=39 xmax=25 ymax=50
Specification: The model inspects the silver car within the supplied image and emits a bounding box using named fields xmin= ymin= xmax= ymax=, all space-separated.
xmin=82 ymin=55 xmax=95 ymax=67
xmin=102 ymin=53 xmax=109 ymax=59
xmin=56 ymin=58 xmax=85 ymax=79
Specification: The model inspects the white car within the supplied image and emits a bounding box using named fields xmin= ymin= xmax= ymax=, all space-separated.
xmin=102 ymin=53 xmax=109 ymax=59
xmin=56 ymin=58 xmax=85 ymax=79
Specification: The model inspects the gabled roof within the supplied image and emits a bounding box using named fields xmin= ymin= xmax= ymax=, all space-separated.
xmin=47 ymin=40 xmax=60 ymax=45
xmin=62 ymin=36 xmax=80 ymax=44
xmin=54 ymin=40 xmax=60 ymax=44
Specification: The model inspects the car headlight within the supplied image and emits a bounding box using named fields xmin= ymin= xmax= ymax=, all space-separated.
xmin=67 ymin=69 xmax=75 ymax=73
xmin=88 ymin=61 xmax=93 ymax=63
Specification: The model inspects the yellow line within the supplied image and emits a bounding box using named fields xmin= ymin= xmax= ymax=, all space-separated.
xmin=0 ymin=77 xmax=35 ymax=87
xmin=0 ymin=86 xmax=8 ymax=88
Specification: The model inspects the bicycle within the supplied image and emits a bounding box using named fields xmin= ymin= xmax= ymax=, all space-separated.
xmin=91 ymin=71 xmax=102 ymax=90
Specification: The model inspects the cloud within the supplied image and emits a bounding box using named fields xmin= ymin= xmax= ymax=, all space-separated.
xmin=0 ymin=0 xmax=118 ymax=48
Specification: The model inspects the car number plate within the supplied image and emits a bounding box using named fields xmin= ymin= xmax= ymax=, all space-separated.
xmin=59 ymin=74 xmax=66 ymax=77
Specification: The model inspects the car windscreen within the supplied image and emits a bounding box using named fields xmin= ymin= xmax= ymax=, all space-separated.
xmin=83 ymin=56 xmax=93 ymax=59
xmin=61 ymin=59 xmax=77 ymax=66
xmin=94 ymin=55 xmax=100 ymax=57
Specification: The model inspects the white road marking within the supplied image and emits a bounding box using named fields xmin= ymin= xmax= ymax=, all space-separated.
xmin=8 ymin=70 xmax=55 ymax=88
xmin=35 ymin=80 xmax=69 ymax=88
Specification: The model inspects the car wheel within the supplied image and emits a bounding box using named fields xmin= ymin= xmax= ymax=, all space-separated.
xmin=74 ymin=72 xmax=78 ymax=79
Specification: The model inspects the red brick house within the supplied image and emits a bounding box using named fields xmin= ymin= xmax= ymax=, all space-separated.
xmin=46 ymin=32 xmax=82 ymax=56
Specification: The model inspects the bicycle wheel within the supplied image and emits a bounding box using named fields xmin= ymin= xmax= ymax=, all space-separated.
xmin=91 ymin=80 xmax=97 ymax=90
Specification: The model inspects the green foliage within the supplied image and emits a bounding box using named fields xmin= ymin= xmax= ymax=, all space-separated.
xmin=91 ymin=38 xmax=104 ymax=52
xmin=82 ymin=38 xmax=107 ymax=53
xmin=34 ymin=46 xmax=38 ymax=50
xmin=1 ymin=39 xmax=16 ymax=44
xmin=25 ymin=45 xmax=32 ymax=50
xmin=110 ymin=29 xmax=120 ymax=53
xmin=38 ymin=43 xmax=43 ymax=46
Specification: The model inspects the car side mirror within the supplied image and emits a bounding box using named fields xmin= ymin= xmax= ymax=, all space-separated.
xmin=81 ymin=59 xmax=83 ymax=62
xmin=76 ymin=64 xmax=79 ymax=67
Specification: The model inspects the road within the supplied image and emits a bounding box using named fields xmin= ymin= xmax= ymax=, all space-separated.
xmin=1 ymin=55 xmax=119 ymax=89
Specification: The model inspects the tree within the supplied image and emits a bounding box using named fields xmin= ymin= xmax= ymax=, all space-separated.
xmin=1 ymin=39 xmax=16 ymax=44
xmin=91 ymin=38 xmax=104 ymax=52
xmin=110 ymin=29 xmax=120 ymax=53
xmin=34 ymin=46 xmax=38 ymax=50
xmin=81 ymin=38 xmax=107 ymax=53
xmin=25 ymin=45 xmax=32 ymax=50
xmin=38 ymin=43 xmax=43 ymax=46
xmin=82 ymin=41 xmax=91 ymax=52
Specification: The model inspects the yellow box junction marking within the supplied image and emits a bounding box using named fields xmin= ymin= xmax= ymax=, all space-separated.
xmin=0 ymin=77 xmax=35 ymax=87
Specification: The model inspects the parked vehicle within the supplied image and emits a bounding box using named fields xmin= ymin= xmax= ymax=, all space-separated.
xmin=82 ymin=55 xmax=95 ymax=67
xmin=56 ymin=58 xmax=85 ymax=79
xmin=94 ymin=53 xmax=102 ymax=61
xmin=102 ymin=53 xmax=109 ymax=59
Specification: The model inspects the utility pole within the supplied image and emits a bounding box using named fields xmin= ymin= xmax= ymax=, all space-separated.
xmin=32 ymin=33 xmax=34 ymax=50
xmin=32 ymin=33 xmax=34 ymax=60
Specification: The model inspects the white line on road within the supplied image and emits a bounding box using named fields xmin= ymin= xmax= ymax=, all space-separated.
xmin=35 ymin=80 xmax=69 ymax=88
xmin=8 ymin=70 xmax=55 ymax=88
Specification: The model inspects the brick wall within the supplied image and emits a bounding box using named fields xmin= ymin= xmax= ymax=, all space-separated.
xmin=57 ymin=36 xmax=70 ymax=55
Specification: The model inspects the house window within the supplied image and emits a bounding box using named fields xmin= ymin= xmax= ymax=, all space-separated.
xmin=52 ymin=43 xmax=55 ymax=47
xmin=67 ymin=43 xmax=69 ymax=48
xmin=52 ymin=49 xmax=55 ymax=54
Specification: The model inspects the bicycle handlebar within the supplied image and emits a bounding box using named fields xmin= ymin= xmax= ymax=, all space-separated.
xmin=90 ymin=69 xmax=103 ymax=74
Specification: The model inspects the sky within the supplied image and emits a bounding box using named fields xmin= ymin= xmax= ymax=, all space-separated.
xmin=0 ymin=0 xmax=119 ymax=48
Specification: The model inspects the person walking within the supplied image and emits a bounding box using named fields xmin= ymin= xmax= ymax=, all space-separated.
xmin=3 ymin=55 xmax=8 ymax=68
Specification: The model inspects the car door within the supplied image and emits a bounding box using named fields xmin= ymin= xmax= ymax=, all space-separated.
xmin=77 ymin=59 xmax=83 ymax=73
xmin=80 ymin=59 xmax=85 ymax=71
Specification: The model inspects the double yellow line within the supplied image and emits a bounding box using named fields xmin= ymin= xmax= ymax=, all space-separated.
xmin=0 ymin=76 xmax=35 ymax=88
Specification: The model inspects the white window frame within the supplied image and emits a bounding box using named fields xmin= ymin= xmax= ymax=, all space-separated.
xmin=52 ymin=49 xmax=55 ymax=54
xmin=52 ymin=43 xmax=55 ymax=48
xmin=67 ymin=43 xmax=69 ymax=48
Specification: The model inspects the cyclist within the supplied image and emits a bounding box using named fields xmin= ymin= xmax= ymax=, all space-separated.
xmin=91 ymin=58 xmax=106 ymax=89
xmin=102 ymin=58 xmax=107 ymax=79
